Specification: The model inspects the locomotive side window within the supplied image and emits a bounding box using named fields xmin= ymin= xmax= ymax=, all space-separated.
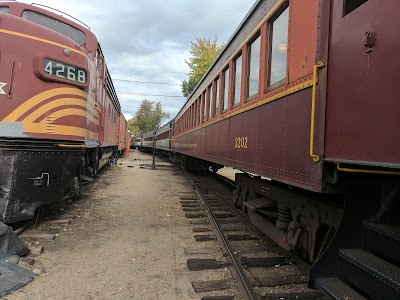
xmin=214 ymin=77 xmax=220 ymax=116
xmin=222 ymin=67 xmax=230 ymax=112
xmin=233 ymin=54 xmax=242 ymax=107
xmin=247 ymin=33 xmax=261 ymax=99
xmin=267 ymin=6 xmax=289 ymax=88
xmin=0 ymin=7 xmax=9 ymax=13
xmin=22 ymin=11 xmax=86 ymax=45
xmin=344 ymin=0 xmax=368 ymax=16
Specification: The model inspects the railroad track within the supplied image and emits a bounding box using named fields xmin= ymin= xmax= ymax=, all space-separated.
xmin=10 ymin=179 xmax=97 ymax=261
xmin=184 ymin=170 xmax=327 ymax=300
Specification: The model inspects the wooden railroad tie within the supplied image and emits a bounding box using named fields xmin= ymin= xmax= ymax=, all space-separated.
xmin=210 ymin=207 xmax=230 ymax=212
xmin=191 ymin=279 xmax=229 ymax=292
xmin=216 ymin=219 xmax=238 ymax=224
xmin=225 ymin=234 xmax=261 ymax=241
xmin=180 ymin=196 xmax=198 ymax=201
xmin=208 ymin=203 xmax=225 ymax=207
xmin=214 ymin=213 xmax=236 ymax=218
xmin=181 ymin=202 xmax=201 ymax=208
xmin=180 ymin=200 xmax=199 ymax=206
xmin=194 ymin=235 xmax=216 ymax=241
xmin=251 ymin=274 xmax=308 ymax=287
xmin=185 ymin=213 xmax=207 ymax=218
xmin=187 ymin=258 xmax=231 ymax=271
xmin=220 ymin=226 xmax=251 ymax=232
xmin=240 ymin=256 xmax=287 ymax=267
xmin=206 ymin=201 xmax=219 ymax=205
xmin=182 ymin=207 xmax=203 ymax=212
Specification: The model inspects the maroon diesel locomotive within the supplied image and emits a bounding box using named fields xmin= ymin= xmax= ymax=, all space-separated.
xmin=172 ymin=0 xmax=400 ymax=298
xmin=0 ymin=2 xmax=127 ymax=223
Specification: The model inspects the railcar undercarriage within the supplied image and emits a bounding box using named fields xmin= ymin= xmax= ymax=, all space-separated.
xmin=233 ymin=171 xmax=400 ymax=299
xmin=0 ymin=138 xmax=84 ymax=223
xmin=173 ymin=153 xmax=223 ymax=173
xmin=233 ymin=173 xmax=344 ymax=263
xmin=0 ymin=138 xmax=118 ymax=223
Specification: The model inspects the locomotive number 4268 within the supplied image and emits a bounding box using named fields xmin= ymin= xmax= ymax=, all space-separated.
xmin=44 ymin=58 xmax=87 ymax=84
xmin=234 ymin=137 xmax=248 ymax=149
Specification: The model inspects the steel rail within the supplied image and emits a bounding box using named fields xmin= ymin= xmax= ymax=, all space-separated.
xmin=186 ymin=171 xmax=258 ymax=300
xmin=195 ymin=170 xmax=312 ymax=277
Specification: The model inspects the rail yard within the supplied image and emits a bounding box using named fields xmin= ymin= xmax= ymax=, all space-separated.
xmin=6 ymin=151 xmax=222 ymax=299
xmin=1 ymin=0 xmax=399 ymax=299
xmin=3 ymin=151 xmax=321 ymax=300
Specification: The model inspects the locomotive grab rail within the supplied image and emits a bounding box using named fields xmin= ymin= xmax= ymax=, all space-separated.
xmin=31 ymin=3 xmax=90 ymax=30
xmin=309 ymin=61 xmax=325 ymax=163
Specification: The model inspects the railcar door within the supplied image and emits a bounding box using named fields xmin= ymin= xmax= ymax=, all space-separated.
xmin=325 ymin=0 xmax=400 ymax=165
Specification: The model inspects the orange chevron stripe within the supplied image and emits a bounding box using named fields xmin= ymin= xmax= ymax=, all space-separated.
xmin=2 ymin=88 xmax=96 ymax=122
xmin=38 ymin=108 xmax=99 ymax=125
xmin=23 ymin=122 xmax=97 ymax=140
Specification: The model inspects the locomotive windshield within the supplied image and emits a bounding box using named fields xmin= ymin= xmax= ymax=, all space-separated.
xmin=22 ymin=10 xmax=86 ymax=45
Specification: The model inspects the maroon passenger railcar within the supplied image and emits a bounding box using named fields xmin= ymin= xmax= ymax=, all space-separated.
xmin=173 ymin=0 xmax=400 ymax=298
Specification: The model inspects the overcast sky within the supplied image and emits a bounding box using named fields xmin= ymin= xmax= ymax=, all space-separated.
xmin=20 ymin=0 xmax=254 ymax=121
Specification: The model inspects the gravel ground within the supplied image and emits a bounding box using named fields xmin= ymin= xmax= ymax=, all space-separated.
xmin=4 ymin=150 xmax=230 ymax=300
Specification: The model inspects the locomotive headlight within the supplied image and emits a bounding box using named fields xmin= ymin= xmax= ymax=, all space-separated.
xmin=33 ymin=56 xmax=89 ymax=88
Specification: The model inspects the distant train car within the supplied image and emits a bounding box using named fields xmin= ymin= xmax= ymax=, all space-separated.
xmin=131 ymin=135 xmax=142 ymax=149
xmin=171 ymin=0 xmax=400 ymax=298
xmin=141 ymin=131 xmax=155 ymax=150
xmin=0 ymin=2 xmax=125 ymax=222
xmin=155 ymin=119 xmax=174 ymax=153
xmin=118 ymin=114 xmax=130 ymax=155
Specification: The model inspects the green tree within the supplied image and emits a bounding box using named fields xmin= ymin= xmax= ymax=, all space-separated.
xmin=129 ymin=99 xmax=170 ymax=134
xmin=181 ymin=37 xmax=223 ymax=98
xmin=127 ymin=118 xmax=139 ymax=136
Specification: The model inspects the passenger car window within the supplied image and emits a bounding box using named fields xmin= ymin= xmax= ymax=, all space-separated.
xmin=222 ymin=68 xmax=230 ymax=111
xmin=247 ymin=34 xmax=261 ymax=98
xmin=233 ymin=54 xmax=242 ymax=106
xmin=0 ymin=7 xmax=9 ymax=13
xmin=203 ymin=91 xmax=207 ymax=122
xmin=268 ymin=7 xmax=289 ymax=87
xmin=208 ymin=85 xmax=212 ymax=119
xmin=214 ymin=77 xmax=220 ymax=116
xmin=22 ymin=10 xmax=86 ymax=45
